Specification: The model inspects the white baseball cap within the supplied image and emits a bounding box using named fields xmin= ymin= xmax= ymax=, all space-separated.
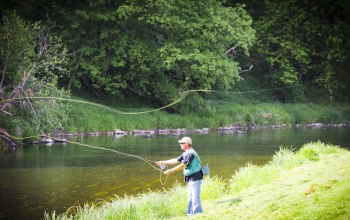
xmin=178 ymin=137 xmax=192 ymax=145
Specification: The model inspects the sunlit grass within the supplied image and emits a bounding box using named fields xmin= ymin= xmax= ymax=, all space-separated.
xmin=44 ymin=179 xmax=224 ymax=220
xmin=229 ymin=163 xmax=281 ymax=195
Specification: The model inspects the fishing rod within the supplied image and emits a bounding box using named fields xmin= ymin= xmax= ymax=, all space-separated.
xmin=9 ymin=134 xmax=171 ymax=185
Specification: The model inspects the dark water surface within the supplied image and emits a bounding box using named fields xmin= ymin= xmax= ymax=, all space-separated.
xmin=1 ymin=127 xmax=350 ymax=219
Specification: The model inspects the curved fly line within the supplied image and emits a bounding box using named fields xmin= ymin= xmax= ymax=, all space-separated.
xmin=2 ymin=85 xmax=301 ymax=185
xmin=9 ymin=134 xmax=171 ymax=185
xmin=0 ymin=86 xmax=301 ymax=114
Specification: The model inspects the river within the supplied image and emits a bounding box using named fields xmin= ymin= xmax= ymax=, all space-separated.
xmin=1 ymin=127 xmax=349 ymax=220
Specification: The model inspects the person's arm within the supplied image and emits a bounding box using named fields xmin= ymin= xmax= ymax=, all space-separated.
xmin=163 ymin=153 xmax=194 ymax=175
xmin=164 ymin=163 xmax=186 ymax=175
xmin=155 ymin=158 xmax=179 ymax=166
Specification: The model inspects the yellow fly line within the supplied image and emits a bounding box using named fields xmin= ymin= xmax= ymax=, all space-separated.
xmin=9 ymin=134 xmax=171 ymax=184
xmin=0 ymin=89 xmax=212 ymax=115
xmin=2 ymin=86 xmax=301 ymax=184
xmin=0 ymin=86 xmax=300 ymax=114
xmin=2 ymin=89 xmax=213 ymax=185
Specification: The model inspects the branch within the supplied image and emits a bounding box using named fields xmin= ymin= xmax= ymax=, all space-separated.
xmin=0 ymin=128 xmax=19 ymax=147
xmin=224 ymin=45 xmax=238 ymax=55
xmin=0 ymin=21 xmax=49 ymax=115
xmin=225 ymin=44 xmax=262 ymax=73
xmin=0 ymin=108 xmax=12 ymax=115
xmin=239 ymin=65 xmax=253 ymax=74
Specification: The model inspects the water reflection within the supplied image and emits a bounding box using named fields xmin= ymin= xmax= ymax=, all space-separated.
xmin=1 ymin=127 xmax=349 ymax=219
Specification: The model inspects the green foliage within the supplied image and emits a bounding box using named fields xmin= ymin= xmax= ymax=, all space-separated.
xmin=1 ymin=2 xmax=349 ymax=137
xmin=0 ymin=139 xmax=8 ymax=153
xmin=8 ymin=77 xmax=71 ymax=135
xmin=254 ymin=0 xmax=350 ymax=101
xmin=174 ymin=91 xmax=216 ymax=115
xmin=0 ymin=11 xmax=36 ymax=89
xmin=54 ymin=0 xmax=255 ymax=112
xmin=60 ymin=95 xmax=350 ymax=134
xmin=0 ymin=11 xmax=71 ymax=136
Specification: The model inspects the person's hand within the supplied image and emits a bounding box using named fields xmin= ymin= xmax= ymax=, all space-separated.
xmin=156 ymin=161 xmax=166 ymax=170
xmin=164 ymin=169 xmax=173 ymax=175
xmin=155 ymin=161 xmax=163 ymax=166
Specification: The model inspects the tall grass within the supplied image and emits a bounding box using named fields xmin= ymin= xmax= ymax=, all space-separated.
xmin=229 ymin=163 xmax=281 ymax=194
xmin=61 ymin=96 xmax=350 ymax=134
xmin=201 ymin=175 xmax=226 ymax=200
xmin=44 ymin=177 xmax=226 ymax=220
xmin=268 ymin=147 xmax=305 ymax=169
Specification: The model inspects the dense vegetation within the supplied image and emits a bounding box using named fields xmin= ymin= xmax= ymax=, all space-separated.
xmin=0 ymin=0 xmax=349 ymax=138
xmin=55 ymin=95 xmax=350 ymax=134
xmin=43 ymin=142 xmax=350 ymax=219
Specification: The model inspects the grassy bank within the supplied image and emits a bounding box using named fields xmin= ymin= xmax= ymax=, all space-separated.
xmin=44 ymin=141 xmax=350 ymax=219
xmin=62 ymin=98 xmax=350 ymax=133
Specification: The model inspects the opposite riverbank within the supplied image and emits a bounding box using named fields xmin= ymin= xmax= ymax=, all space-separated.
xmin=29 ymin=101 xmax=350 ymax=145
xmin=44 ymin=141 xmax=350 ymax=220
xmin=61 ymin=101 xmax=350 ymax=134
xmin=3 ymin=96 xmax=350 ymax=148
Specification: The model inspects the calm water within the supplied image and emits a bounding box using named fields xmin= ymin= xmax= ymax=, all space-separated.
xmin=1 ymin=127 xmax=350 ymax=220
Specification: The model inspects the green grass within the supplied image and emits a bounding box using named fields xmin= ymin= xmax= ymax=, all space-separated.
xmin=60 ymin=98 xmax=350 ymax=134
xmin=3 ymin=92 xmax=348 ymax=136
xmin=2 ymin=81 xmax=349 ymax=139
xmin=44 ymin=142 xmax=350 ymax=220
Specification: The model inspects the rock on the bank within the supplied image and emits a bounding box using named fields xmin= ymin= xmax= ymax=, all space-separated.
xmin=114 ymin=129 xmax=127 ymax=135
xmin=42 ymin=137 xmax=53 ymax=143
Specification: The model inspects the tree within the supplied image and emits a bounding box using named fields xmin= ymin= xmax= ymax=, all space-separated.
xmin=0 ymin=12 xmax=35 ymax=97
xmin=0 ymin=11 xmax=70 ymax=139
xmin=56 ymin=0 xmax=255 ymax=111
xmin=254 ymin=0 xmax=350 ymax=102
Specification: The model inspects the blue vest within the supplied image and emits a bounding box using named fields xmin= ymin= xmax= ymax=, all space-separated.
xmin=183 ymin=148 xmax=202 ymax=176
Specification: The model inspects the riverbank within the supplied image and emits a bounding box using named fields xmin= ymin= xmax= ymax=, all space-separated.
xmin=27 ymin=122 xmax=350 ymax=146
xmin=58 ymin=100 xmax=350 ymax=134
xmin=4 ymin=96 xmax=350 ymax=146
xmin=44 ymin=141 xmax=350 ymax=219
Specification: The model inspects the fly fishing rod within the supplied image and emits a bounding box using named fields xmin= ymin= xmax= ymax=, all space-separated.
xmin=9 ymin=134 xmax=171 ymax=185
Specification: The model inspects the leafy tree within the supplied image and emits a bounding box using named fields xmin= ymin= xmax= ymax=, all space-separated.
xmin=56 ymin=0 xmax=255 ymax=111
xmin=0 ymin=11 xmax=70 ymax=137
xmin=0 ymin=12 xmax=35 ymax=93
xmin=254 ymin=0 xmax=350 ymax=102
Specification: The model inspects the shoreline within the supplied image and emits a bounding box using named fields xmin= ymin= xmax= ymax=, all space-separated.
xmin=23 ymin=122 xmax=349 ymax=146
xmin=51 ymin=122 xmax=349 ymax=138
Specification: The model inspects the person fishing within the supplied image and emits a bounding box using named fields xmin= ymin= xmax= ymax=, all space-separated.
xmin=156 ymin=136 xmax=203 ymax=216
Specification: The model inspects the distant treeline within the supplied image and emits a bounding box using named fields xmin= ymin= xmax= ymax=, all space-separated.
xmin=0 ymin=0 xmax=349 ymax=136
